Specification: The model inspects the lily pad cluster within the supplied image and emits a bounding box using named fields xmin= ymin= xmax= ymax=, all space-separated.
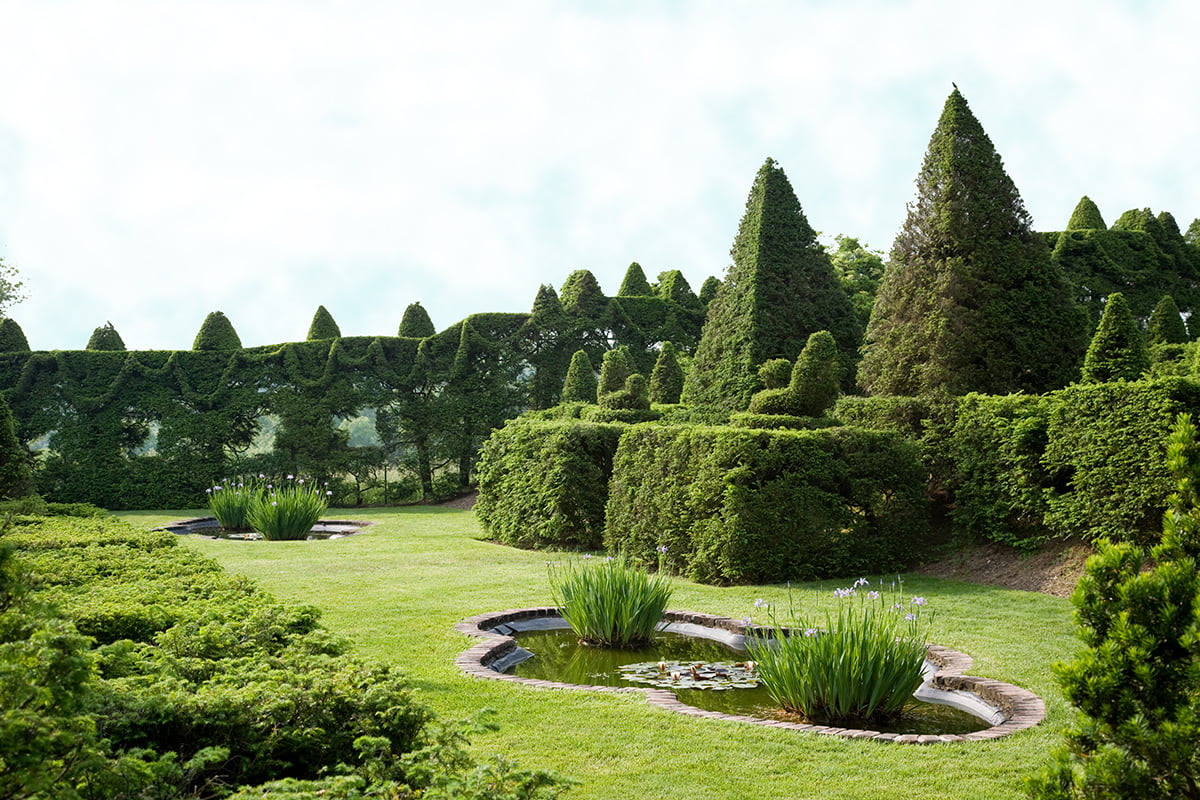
xmin=618 ymin=660 xmax=759 ymax=691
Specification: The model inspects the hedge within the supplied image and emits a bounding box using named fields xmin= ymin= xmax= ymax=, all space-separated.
xmin=604 ymin=425 xmax=930 ymax=585
xmin=474 ymin=417 xmax=626 ymax=550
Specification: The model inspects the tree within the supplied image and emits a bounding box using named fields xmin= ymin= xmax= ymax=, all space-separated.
xmin=307 ymin=305 xmax=341 ymax=340
xmin=0 ymin=318 xmax=30 ymax=353
xmin=193 ymin=311 xmax=243 ymax=350
xmin=1028 ymin=413 xmax=1200 ymax=800
xmin=521 ymin=285 xmax=572 ymax=410
xmin=682 ymin=158 xmax=858 ymax=413
xmin=0 ymin=391 xmax=32 ymax=499
xmin=859 ymin=88 xmax=1087 ymax=397
xmin=85 ymin=321 xmax=126 ymax=351
xmin=698 ymin=276 xmax=720 ymax=307
xmin=561 ymin=350 xmax=596 ymax=404
xmin=1066 ymin=195 xmax=1106 ymax=230
xmin=398 ymin=302 xmax=435 ymax=338
xmin=789 ymin=330 xmax=840 ymax=417
xmin=617 ymin=262 xmax=653 ymax=296
xmin=1080 ymin=292 xmax=1150 ymax=383
xmin=1148 ymin=294 xmax=1189 ymax=345
xmin=828 ymin=235 xmax=886 ymax=341
xmin=648 ymin=341 xmax=684 ymax=404
xmin=0 ymin=259 xmax=25 ymax=318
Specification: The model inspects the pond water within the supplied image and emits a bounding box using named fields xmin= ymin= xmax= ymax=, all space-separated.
xmin=508 ymin=628 xmax=990 ymax=735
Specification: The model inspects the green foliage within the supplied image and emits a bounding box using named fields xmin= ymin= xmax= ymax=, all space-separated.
xmin=398 ymin=302 xmax=436 ymax=338
xmin=617 ymin=262 xmax=653 ymax=296
xmin=654 ymin=270 xmax=702 ymax=309
xmin=207 ymin=477 xmax=265 ymax=531
xmin=561 ymin=349 xmax=597 ymax=404
xmin=1066 ymin=195 xmax=1106 ymax=230
xmin=1147 ymin=294 xmax=1189 ymax=345
xmin=748 ymin=583 xmax=930 ymax=723
xmin=1029 ymin=414 xmax=1200 ymax=799
xmin=307 ymin=305 xmax=342 ymax=340
xmin=698 ymin=276 xmax=720 ymax=307
xmin=522 ymin=285 xmax=572 ymax=410
xmin=605 ymin=425 xmax=930 ymax=584
xmin=788 ymin=330 xmax=840 ymax=416
xmin=475 ymin=418 xmax=626 ymax=550
xmin=0 ymin=391 xmax=32 ymax=500
xmin=0 ymin=318 xmax=29 ymax=353
xmin=85 ymin=321 xmax=126 ymax=351
xmin=860 ymin=88 xmax=1087 ymax=396
xmin=648 ymin=341 xmax=684 ymax=404
xmin=245 ymin=476 xmax=329 ymax=540
xmin=683 ymin=158 xmax=859 ymax=413
xmin=758 ymin=358 xmax=792 ymax=389
xmin=193 ymin=310 xmax=243 ymax=350
xmin=596 ymin=345 xmax=632 ymax=401
xmin=560 ymin=269 xmax=607 ymax=317
xmin=828 ymin=235 xmax=886 ymax=341
xmin=548 ymin=555 xmax=674 ymax=647
xmin=1081 ymin=292 xmax=1150 ymax=383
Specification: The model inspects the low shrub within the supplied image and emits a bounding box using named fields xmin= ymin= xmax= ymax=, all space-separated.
xmin=748 ymin=579 xmax=930 ymax=723
xmin=548 ymin=555 xmax=673 ymax=647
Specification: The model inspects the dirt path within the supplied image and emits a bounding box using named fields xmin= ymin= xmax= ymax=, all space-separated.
xmin=916 ymin=538 xmax=1095 ymax=597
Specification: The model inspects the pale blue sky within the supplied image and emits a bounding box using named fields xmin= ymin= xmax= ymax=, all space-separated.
xmin=1 ymin=0 xmax=1197 ymax=351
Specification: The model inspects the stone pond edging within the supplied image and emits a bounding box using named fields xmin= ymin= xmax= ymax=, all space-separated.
xmin=455 ymin=607 xmax=1045 ymax=745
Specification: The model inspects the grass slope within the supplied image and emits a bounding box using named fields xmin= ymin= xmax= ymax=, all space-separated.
xmin=119 ymin=507 xmax=1079 ymax=800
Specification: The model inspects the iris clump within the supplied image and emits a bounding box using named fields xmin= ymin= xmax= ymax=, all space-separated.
xmin=245 ymin=476 xmax=331 ymax=541
xmin=747 ymin=578 xmax=931 ymax=723
xmin=549 ymin=555 xmax=674 ymax=647
xmin=206 ymin=477 xmax=264 ymax=531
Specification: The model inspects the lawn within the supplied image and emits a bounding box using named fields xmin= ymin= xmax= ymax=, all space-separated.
xmin=119 ymin=507 xmax=1080 ymax=800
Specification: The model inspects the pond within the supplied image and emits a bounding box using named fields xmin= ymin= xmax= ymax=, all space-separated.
xmin=506 ymin=626 xmax=991 ymax=735
xmin=157 ymin=516 xmax=371 ymax=540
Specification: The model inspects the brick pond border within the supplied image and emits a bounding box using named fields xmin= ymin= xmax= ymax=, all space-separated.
xmin=455 ymin=607 xmax=1045 ymax=744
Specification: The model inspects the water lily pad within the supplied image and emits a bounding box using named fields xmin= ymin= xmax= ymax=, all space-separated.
xmin=618 ymin=660 xmax=760 ymax=691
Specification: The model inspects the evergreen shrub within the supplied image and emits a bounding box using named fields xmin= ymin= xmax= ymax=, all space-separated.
xmin=475 ymin=418 xmax=626 ymax=550
xmin=193 ymin=311 xmax=243 ymax=350
xmin=0 ymin=318 xmax=29 ymax=352
xmin=604 ymin=425 xmax=929 ymax=585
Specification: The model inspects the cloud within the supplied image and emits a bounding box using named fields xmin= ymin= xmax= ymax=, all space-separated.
xmin=0 ymin=1 xmax=1197 ymax=350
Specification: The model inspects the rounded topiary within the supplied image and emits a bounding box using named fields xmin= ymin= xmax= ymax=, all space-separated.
xmin=307 ymin=305 xmax=341 ymax=340
xmin=618 ymin=262 xmax=653 ymax=297
xmin=86 ymin=321 xmax=126 ymax=351
xmin=649 ymin=342 xmax=684 ymax=404
xmin=1066 ymin=196 xmax=1106 ymax=231
xmin=789 ymin=330 xmax=840 ymax=417
xmin=561 ymin=350 xmax=597 ymax=404
xmin=193 ymin=311 xmax=243 ymax=351
xmin=0 ymin=318 xmax=30 ymax=353
xmin=758 ymin=358 xmax=792 ymax=390
xmin=747 ymin=387 xmax=799 ymax=416
xmin=398 ymin=302 xmax=435 ymax=338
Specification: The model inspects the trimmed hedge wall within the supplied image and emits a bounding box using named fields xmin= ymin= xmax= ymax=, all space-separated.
xmin=604 ymin=425 xmax=930 ymax=585
xmin=474 ymin=417 xmax=626 ymax=550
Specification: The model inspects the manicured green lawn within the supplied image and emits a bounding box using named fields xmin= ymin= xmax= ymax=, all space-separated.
xmin=119 ymin=507 xmax=1079 ymax=800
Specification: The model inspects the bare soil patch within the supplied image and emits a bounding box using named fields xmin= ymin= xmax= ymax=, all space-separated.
xmin=916 ymin=538 xmax=1095 ymax=597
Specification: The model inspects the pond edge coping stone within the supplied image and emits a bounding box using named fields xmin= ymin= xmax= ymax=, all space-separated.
xmin=454 ymin=607 xmax=1045 ymax=745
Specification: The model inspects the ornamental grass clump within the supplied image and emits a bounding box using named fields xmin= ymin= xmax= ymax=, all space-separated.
xmin=748 ymin=578 xmax=931 ymax=723
xmin=549 ymin=555 xmax=674 ymax=647
xmin=206 ymin=478 xmax=264 ymax=531
xmin=244 ymin=475 xmax=331 ymax=541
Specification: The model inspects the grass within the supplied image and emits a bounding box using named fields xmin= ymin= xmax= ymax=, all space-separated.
xmin=118 ymin=507 xmax=1081 ymax=800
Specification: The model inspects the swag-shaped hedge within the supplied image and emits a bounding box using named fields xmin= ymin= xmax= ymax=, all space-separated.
xmin=604 ymin=425 xmax=929 ymax=584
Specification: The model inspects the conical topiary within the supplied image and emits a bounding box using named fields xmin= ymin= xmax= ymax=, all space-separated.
xmin=648 ymin=341 xmax=684 ymax=404
xmin=1147 ymin=295 xmax=1189 ymax=345
xmin=597 ymin=346 xmax=633 ymax=403
xmin=307 ymin=305 xmax=341 ymax=340
xmin=698 ymin=276 xmax=720 ymax=307
xmin=86 ymin=321 xmax=126 ymax=351
xmin=193 ymin=311 xmax=243 ymax=351
xmin=0 ymin=318 xmax=30 ymax=353
xmin=1081 ymin=292 xmax=1150 ymax=383
xmin=788 ymin=330 xmax=840 ymax=417
xmin=561 ymin=349 xmax=597 ymax=404
xmin=398 ymin=302 xmax=436 ymax=338
xmin=1066 ymin=196 xmax=1106 ymax=231
xmin=560 ymin=270 xmax=607 ymax=317
xmin=617 ymin=262 xmax=654 ymax=297
xmin=655 ymin=270 xmax=701 ymax=308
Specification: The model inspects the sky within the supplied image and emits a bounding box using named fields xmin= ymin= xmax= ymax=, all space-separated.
xmin=0 ymin=0 xmax=1197 ymax=352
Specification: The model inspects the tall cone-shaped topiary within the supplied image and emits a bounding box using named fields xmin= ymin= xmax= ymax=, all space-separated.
xmin=193 ymin=311 xmax=242 ymax=350
xmin=307 ymin=305 xmax=341 ymax=340
xmin=617 ymin=262 xmax=654 ymax=297
xmin=0 ymin=318 xmax=30 ymax=353
xmin=561 ymin=349 xmax=596 ymax=404
xmin=649 ymin=341 xmax=684 ymax=404
xmin=1081 ymin=292 xmax=1150 ymax=383
xmin=859 ymin=88 xmax=1086 ymax=397
xmin=1147 ymin=294 xmax=1189 ymax=345
xmin=86 ymin=321 xmax=126 ymax=351
xmin=698 ymin=276 xmax=720 ymax=307
xmin=789 ymin=330 xmax=840 ymax=417
xmin=682 ymin=158 xmax=858 ymax=413
xmin=398 ymin=302 xmax=435 ymax=338
xmin=1066 ymin=195 xmax=1106 ymax=230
